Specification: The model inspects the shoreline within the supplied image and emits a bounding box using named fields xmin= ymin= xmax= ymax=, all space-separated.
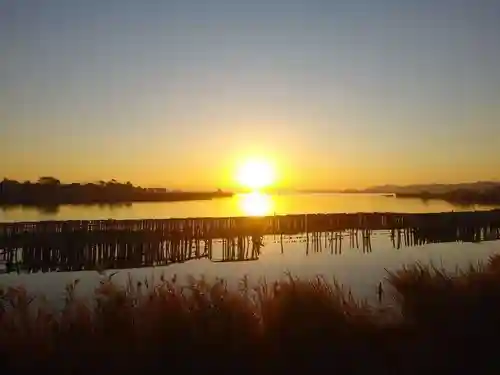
xmin=0 ymin=191 xmax=234 ymax=207
xmin=395 ymin=191 xmax=500 ymax=206
xmin=0 ymin=178 xmax=234 ymax=207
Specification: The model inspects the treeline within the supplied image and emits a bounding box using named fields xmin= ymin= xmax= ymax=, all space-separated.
xmin=0 ymin=177 xmax=231 ymax=205
xmin=396 ymin=185 xmax=500 ymax=205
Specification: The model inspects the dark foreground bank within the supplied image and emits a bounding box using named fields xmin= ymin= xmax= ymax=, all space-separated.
xmin=2 ymin=255 xmax=500 ymax=374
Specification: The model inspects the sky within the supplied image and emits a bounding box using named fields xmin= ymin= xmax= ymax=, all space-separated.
xmin=1 ymin=0 xmax=500 ymax=190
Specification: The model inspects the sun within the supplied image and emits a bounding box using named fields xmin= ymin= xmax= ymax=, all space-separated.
xmin=236 ymin=158 xmax=276 ymax=190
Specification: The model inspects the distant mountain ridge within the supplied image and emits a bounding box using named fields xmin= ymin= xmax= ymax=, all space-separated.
xmin=359 ymin=181 xmax=500 ymax=194
xmin=293 ymin=181 xmax=500 ymax=195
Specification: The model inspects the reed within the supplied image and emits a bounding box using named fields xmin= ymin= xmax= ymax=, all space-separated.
xmin=2 ymin=255 xmax=500 ymax=374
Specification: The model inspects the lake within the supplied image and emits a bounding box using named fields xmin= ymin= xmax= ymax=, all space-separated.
xmin=0 ymin=192 xmax=496 ymax=222
xmin=1 ymin=193 xmax=499 ymax=305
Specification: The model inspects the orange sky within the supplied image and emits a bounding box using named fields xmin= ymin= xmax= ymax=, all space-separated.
xmin=2 ymin=1 xmax=500 ymax=190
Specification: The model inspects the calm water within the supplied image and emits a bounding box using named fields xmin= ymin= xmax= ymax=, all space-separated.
xmin=1 ymin=193 xmax=499 ymax=305
xmin=0 ymin=232 xmax=498 ymax=306
xmin=0 ymin=192 xmax=496 ymax=222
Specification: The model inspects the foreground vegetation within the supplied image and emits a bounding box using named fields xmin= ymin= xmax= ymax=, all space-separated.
xmin=2 ymin=256 xmax=500 ymax=374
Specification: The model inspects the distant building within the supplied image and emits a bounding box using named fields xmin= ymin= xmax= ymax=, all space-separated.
xmin=146 ymin=188 xmax=167 ymax=194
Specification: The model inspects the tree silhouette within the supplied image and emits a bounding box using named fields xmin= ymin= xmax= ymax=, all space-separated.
xmin=38 ymin=176 xmax=60 ymax=185
xmin=0 ymin=177 xmax=231 ymax=205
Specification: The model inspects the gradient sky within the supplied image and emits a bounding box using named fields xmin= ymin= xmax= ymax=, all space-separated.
xmin=2 ymin=0 xmax=500 ymax=189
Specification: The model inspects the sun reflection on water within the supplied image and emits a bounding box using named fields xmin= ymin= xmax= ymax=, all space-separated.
xmin=238 ymin=192 xmax=274 ymax=216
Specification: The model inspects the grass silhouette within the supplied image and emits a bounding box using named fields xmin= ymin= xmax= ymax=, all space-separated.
xmin=2 ymin=255 xmax=500 ymax=374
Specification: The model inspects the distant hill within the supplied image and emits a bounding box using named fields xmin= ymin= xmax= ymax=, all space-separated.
xmin=359 ymin=181 xmax=500 ymax=194
xmin=292 ymin=181 xmax=500 ymax=206
xmin=296 ymin=183 xmax=499 ymax=195
xmin=265 ymin=182 xmax=500 ymax=195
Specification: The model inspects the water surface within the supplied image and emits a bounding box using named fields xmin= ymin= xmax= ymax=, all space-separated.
xmin=0 ymin=193 xmax=495 ymax=222
xmin=1 ymin=193 xmax=498 ymax=305
xmin=1 ymin=230 xmax=498 ymax=306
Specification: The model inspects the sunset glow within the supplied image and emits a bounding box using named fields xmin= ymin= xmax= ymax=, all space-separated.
xmin=2 ymin=1 xmax=500 ymax=190
xmin=238 ymin=192 xmax=273 ymax=216
xmin=236 ymin=159 xmax=276 ymax=190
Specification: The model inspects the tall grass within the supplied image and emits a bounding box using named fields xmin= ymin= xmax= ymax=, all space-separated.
xmin=2 ymin=256 xmax=500 ymax=374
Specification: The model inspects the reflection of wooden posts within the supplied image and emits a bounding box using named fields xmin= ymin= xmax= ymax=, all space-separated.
xmin=361 ymin=230 xmax=372 ymax=253
xmin=2 ymin=210 xmax=500 ymax=273
xmin=195 ymin=239 xmax=200 ymax=258
xmin=237 ymin=236 xmax=245 ymax=260
xmin=329 ymin=232 xmax=334 ymax=254
xmin=217 ymin=235 xmax=261 ymax=262
xmin=251 ymin=235 xmax=263 ymax=256
xmin=335 ymin=232 xmax=339 ymax=254
xmin=306 ymin=232 xmax=309 ymax=255
xmin=205 ymin=239 xmax=213 ymax=260
xmin=332 ymin=232 xmax=342 ymax=255
xmin=5 ymin=247 xmax=19 ymax=274
xmin=405 ymin=228 xmax=410 ymax=247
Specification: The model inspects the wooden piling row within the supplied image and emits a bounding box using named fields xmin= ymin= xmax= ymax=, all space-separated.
xmin=2 ymin=210 xmax=500 ymax=239
xmin=0 ymin=210 xmax=499 ymax=274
